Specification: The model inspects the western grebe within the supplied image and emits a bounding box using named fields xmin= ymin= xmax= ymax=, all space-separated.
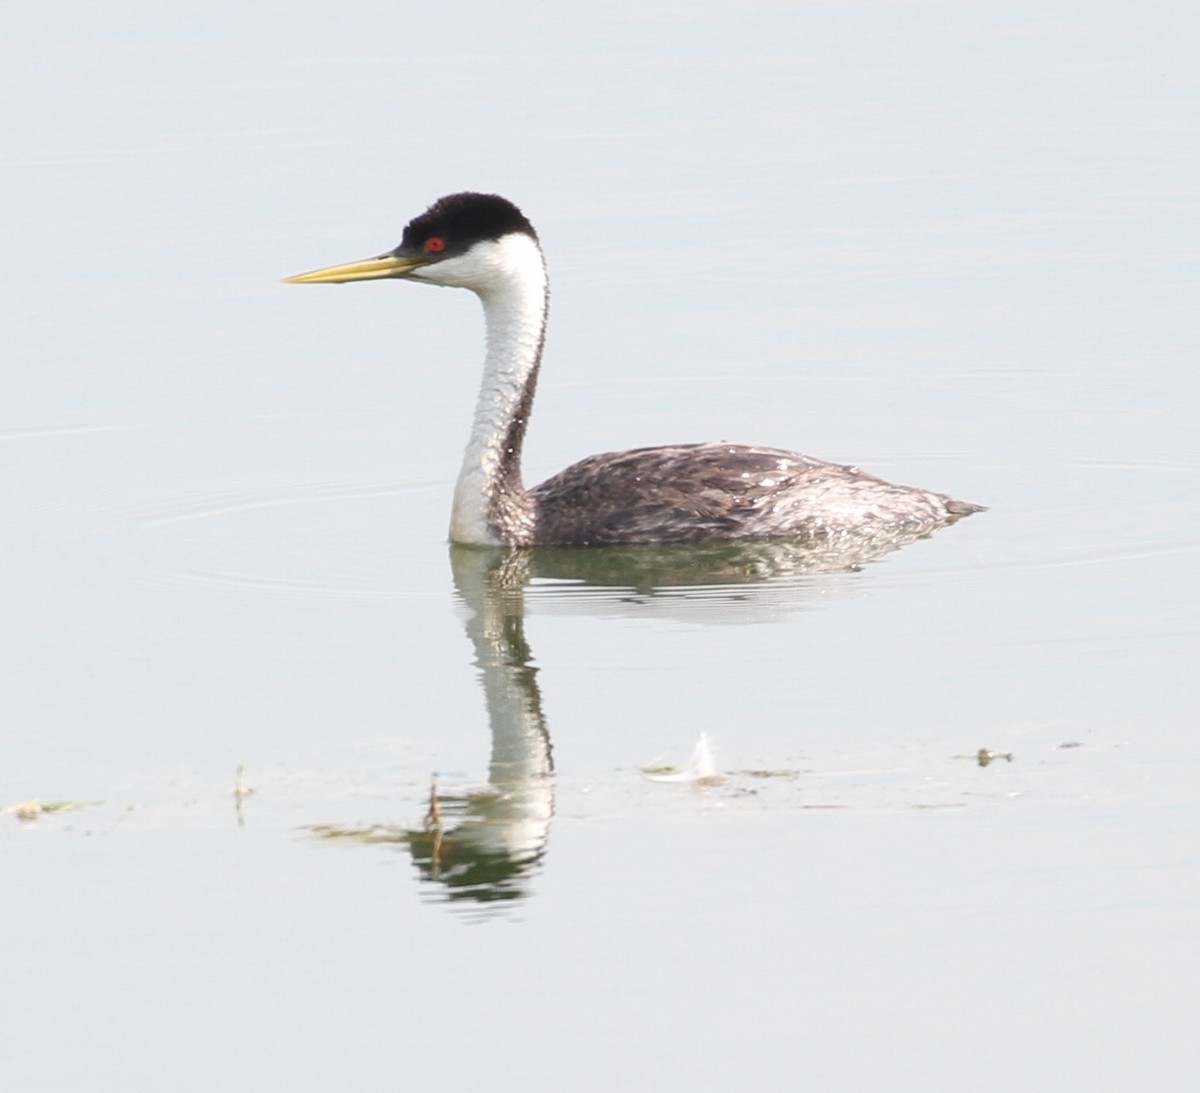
xmin=286 ymin=192 xmax=982 ymax=547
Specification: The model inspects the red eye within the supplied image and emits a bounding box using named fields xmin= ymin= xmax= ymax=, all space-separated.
xmin=425 ymin=237 xmax=446 ymax=253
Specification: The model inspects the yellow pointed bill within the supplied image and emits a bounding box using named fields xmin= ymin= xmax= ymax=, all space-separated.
xmin=283 ymin=254 xmax=425 ymax=284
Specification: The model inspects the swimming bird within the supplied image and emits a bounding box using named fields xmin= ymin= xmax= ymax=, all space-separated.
xmin=285 ymin=192 xmax=982 ymax=547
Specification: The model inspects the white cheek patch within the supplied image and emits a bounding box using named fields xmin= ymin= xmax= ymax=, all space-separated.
xmin=414 ymin=234 xmax=544 ymax=296
xmin=412 ymin=251 xmax=477 ymax=286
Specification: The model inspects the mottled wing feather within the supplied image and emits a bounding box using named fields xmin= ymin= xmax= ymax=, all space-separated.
xmin=528 ymin=443 xmax=978 ymax=546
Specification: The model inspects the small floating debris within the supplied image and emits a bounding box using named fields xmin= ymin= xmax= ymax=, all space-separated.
xmin=233 ymin=764 xmax=255 ymax=803
xmin=952 ymin=748 xmax=1014 ymax=767
xmin=424 ymin=775 xmax=443 ymax=831
xmin=642 ymin=733 xmax=726 ymax=786
xmin=3 ymin=798 xmax=103 ymax=822
xmin=304 ymin=822 xmax=415 ymax=846
xmin=232 ymin=765 xmax=254 ymax=827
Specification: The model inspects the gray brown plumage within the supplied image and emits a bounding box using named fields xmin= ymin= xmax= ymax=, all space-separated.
xmin=527 ymin=443 xmax=980 ymax=547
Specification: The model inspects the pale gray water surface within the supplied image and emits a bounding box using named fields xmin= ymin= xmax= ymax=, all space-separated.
xmin=3 ymin=3 xmax=1199 ymax=1089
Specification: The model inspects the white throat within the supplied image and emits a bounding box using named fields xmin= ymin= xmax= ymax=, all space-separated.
xmin=441 ymin=233 xmax=548 ymax=545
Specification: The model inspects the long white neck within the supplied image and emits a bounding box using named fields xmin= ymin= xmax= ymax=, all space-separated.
xmin=446 ymin=234 xmax=548 ymax=546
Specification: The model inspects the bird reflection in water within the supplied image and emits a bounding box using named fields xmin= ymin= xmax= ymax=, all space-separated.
xmin=308 ymin=547 xmax=553 ymax=908
xmin=307 ymin=527 xmax=958 ymax=910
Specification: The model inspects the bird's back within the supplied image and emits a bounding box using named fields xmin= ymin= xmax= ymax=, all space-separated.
xmin=528 ymin=442 xmax=981 ymax=547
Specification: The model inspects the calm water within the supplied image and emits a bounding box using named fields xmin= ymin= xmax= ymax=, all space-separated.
xmin=4 ymin=3 xmax=1198 ymax=1089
